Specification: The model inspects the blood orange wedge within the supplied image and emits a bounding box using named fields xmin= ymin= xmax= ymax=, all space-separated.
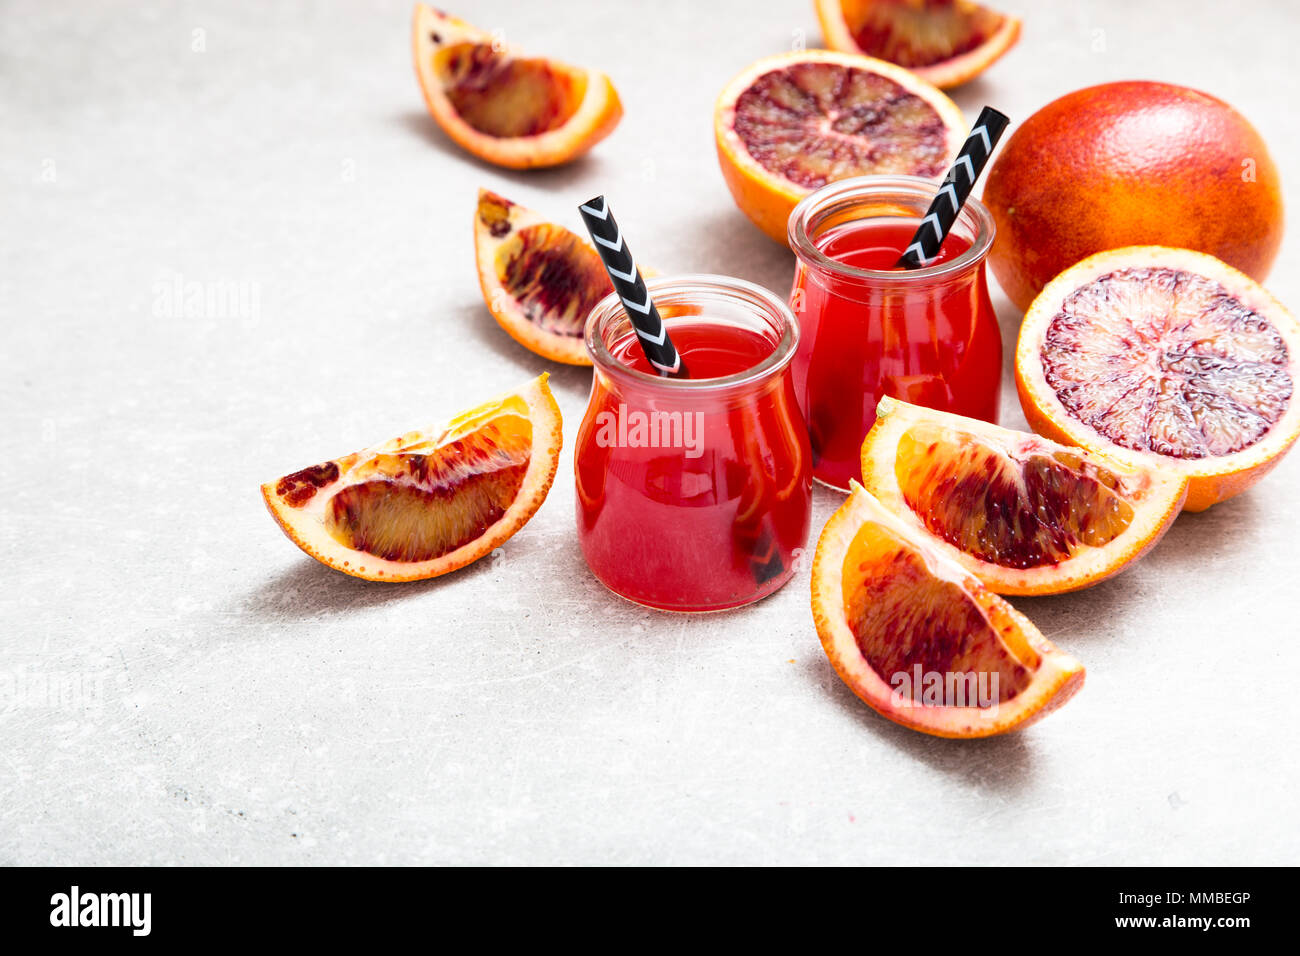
xmin=1017 ymin=247 xmax=1300 ymax=512
xmin=714 ymin=49 xmax=966 ymax=242
xmin=814 ymin=0 xmax=1021 ymax=89
xmin=262 ymin=375 xmax=562 ymax=582
xmin=812 ymin=483 xmax=1085 ymax=738
xmin=860 ymin=397 xmax=1188 ymax=595
xmin=412 ymin=5 xmax=622 ymax=169
xmin=474 ymin=189 xmax=636 ymax=366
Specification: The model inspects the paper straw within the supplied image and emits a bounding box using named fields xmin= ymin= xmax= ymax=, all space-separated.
xmin=578 ymin=195 xmax=686 ymax=377
xmin=897 ymin=106 xmax=1010 ymax=269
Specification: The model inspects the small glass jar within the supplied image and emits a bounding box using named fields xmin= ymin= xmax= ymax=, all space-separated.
xmin=787 ymin=175 xmax=1002 ymax=490
xmin=575 ymin=275 xmax=812 ymax=612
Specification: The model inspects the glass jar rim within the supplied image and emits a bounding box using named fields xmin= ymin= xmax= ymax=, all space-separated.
xmin=787 ymin=174 xmax=996 ymax=284
xmin=584 ymin=273 xmax=799 ymax=392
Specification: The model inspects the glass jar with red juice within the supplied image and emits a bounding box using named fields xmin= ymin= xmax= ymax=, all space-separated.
xmin=575 ymin=275 xmax=811 ymax=612
xmin=787 ymin=175 xmax=1002 ymax=489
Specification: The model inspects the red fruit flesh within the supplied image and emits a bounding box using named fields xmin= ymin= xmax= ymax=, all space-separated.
xmin=439 ymin=44 xmax=586 ymax=138
xmin=1041 ymin=267 xmax=1293 ymax=460
xmin=324 ymin=423 xmax=532 ymax=562
xmin=895 ymin=425 xmax=1136 ymax=569
xmin=842 ymin=521 xmax=1033 ymax=703
xmin=848 ymin=0 xmax=1004 ymax=68
xmin=498 ymin=224 xmax=611 ymax=337
xmin=732 ymin=62 xmax=951 ymax=189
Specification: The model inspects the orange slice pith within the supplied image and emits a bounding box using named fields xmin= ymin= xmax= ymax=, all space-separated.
xmin=412 ymin=5 xmax=622 ymax=169
xmin=861 ymin=397 xmax=1188 ymax=595
xmin=815 ymin=0 xmax=1021 ymax=89
xmin=812 ymin=483 xmax=1085 ymax=738
xmin=474 ymin=189 xmax=628 ymax=366
xmin=714 ymin=49 xmax=967 ymax=242
xmin=262 ymin=374 xmax=562 ymax=582
xmin=1017 ymin=247 xmax=1300 ymax=512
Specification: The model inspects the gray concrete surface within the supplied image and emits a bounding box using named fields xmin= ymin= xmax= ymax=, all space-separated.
xmin=2 ymin=0 xmax=1297 ymax=865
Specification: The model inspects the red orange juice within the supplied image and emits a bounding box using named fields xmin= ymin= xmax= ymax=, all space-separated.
xmin=575 ymin=277 xmax=811 ymax=611
xmin=788 ymin=177 xmax=1002 ymax=489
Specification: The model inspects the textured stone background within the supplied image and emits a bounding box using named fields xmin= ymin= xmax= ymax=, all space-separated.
xmin=2 ymin=0 xmax=1296 ymax=864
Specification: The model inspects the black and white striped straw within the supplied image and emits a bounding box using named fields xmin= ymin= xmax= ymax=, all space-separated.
xmin=897 ymin=106 xmax=1010 ymax=269
xmin=578 ymin=195 xmax=686 ymax=377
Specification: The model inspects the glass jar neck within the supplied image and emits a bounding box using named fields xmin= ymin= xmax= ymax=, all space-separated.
xmin=586 ymin=274 xmax=799 ymax=406
xmin=787 ymin=175 xmax=995 ymax=293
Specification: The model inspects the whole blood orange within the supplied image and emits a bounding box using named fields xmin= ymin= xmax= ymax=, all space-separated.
xmin=861 ymin=397 xmax=1187 ymax=594
xmin=812 ymin=483 xmax=1085 ymax=738
xmin=1017 ymin=247 xmax=1300 ymax=512
xmin=263 ymin=375 xmax=562 ymax=581
xmin=983 ymin=81 xmax=1283 ymax=312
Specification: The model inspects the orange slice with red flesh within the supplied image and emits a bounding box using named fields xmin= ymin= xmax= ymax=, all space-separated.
xmin=814 ymin=0 xmax=1021 ymax=89
xmin=812 ymin=483 xmax=1085 ymax=738
xmin=861 ymin=397 xmax=1188 ymax=595
xmin=714 ymin=49 xmax=967 ymax=242
xmin=1017 ymin=247 xmax=1300 ymax=512
xmin=412 ymin=5 xmax=622 ymax=169
xmin=262 ymin=374 xmax=562 ymax=582
xmin=474 ymin=189 xmax=632 ymax=366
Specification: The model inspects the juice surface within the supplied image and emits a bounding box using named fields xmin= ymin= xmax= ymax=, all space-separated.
xmin=576 ymin=319 xmax=811 ymax=611
xmin=790 ymin=216 xmax=1002 ymax=489
xmin=609 ymin=320 xmax=774 ymax=379
xmin=815 ymin=219 xmax=972 ymax=270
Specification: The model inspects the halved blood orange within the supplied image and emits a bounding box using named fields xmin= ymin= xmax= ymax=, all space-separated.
xmin=815 ymin=0 xmax=1021 ymax=89
xmin=474 ymin=189 xmax=623 ymax=366
xmin=861 ymin=397 xmax=1188 ymax=595
xmin=412 ymin=5 xmax=622 ymax=169
xmin=812 ymin=483 xmax=1085 ymax=738
xmin=1017 ymin=247 xmax=1300 ymax=512
xmin=262 ymin=375 xmax=562 ymax=582
xmin=714 ymin=49 xmax=966 ymax=242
